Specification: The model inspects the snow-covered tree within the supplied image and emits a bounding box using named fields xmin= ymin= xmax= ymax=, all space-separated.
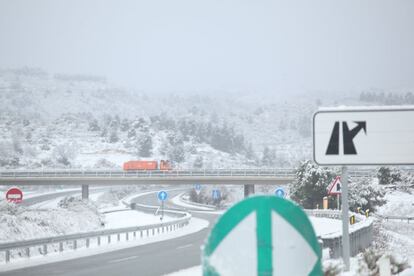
xmin=193 ymin=156 xmax=204 ymax=168
xmin=52 ymin=143 xmax=78 ymax=166
xmin=377 ymin=167 xmax=402 ymax=184
xmin=245 ymin=142 xmax=257 ymax=161
xmin=88 ymin=119 xmax=100 ymax=131
xmin=348 ymin=178 xmax=386 ymax=212
xmin=297 ymin=115 xmax=311 ymax=138
xmin=168 ymin=143 xmax=185 ymax=163
xmin=261 ymin=146 xmax=276 ymax=167
xmin=136 ymin=131 xmax=153 ymax=157
xmin=290 ymin=160 xmax=335 ymax=209
xmin=120 ymin=119 xmax=130 ymax=132
xmin=108 ymin=128 xmax=119 ymax=143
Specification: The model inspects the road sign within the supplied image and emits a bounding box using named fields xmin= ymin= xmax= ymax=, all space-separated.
xmin=275 ymin=187 xmax=286 ymax=198
xmin=157 ymin=191 xmax=168 ymax=201
xmin=327 ymin=176 xmax=341 ymax=195
xmin=313 ymin=107 xmax=414 ymax=165
xmin=6 ymin=187 xmax=23 ymax=203
xmin=212 ymin=189 xmax=221 ymax=200
xmin=195 ymin=184 xmax=202 ymax=195
xmin=203 ymin=196 xmax=322 ymax=276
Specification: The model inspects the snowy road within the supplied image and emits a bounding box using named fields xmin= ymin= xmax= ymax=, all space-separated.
xmin=1 ymin=191 xmax=345 ymax=276
xmin=0 ymin=189 xmax=217 ymax=276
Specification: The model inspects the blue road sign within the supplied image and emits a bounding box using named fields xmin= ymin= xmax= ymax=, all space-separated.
xmin=212 ymin=189 xmax=221 ymax=200
xmin=195 ymin=184 xmax=201 ymax=191
xmin=275 ymin=188 xmax=286 ymax=198
xmin=157 ymin=191 xmax=168 ymax=201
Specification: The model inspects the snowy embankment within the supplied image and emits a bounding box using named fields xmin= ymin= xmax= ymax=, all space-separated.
xmin=0 ymin=199 xmax=104 ymax=243
xmin=0 ymin=187 xmax=209 ymax=272
xmin=376 ymin=188 xmax=414 ymax=267
xmin=0 ymin=187 xmax=177 ymax=243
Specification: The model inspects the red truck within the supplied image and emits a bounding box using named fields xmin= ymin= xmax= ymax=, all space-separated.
xmin=123 ymin=160 xmax=171 ymax=171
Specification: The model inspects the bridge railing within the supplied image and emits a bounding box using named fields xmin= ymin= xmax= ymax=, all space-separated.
xmin=0 ymin=168 xmax=384 ymax=179
xmin=0 ymin=211 xmax=191 ymax=264
xmin=0 ymin=169 xmax=297 ymax=178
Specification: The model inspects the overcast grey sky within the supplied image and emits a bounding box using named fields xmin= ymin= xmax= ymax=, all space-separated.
xmin=0 ymin=0 xmax=413 ymax=93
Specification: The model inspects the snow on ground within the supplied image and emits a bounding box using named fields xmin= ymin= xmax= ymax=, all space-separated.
xmin=104 ymin=210 xmax=173 ymax=229
xmin=0 ymin=188 xmax=168 ymax=244
xmin=89 ymin=191 xmax=105 ymax=202
xmin=376 ymin=189 xmax=414 ymax=217
xmin=0 ymin=217 xmax=209 ymax=273
xmin=375 ymin=188 xmax=414 ymax=266
xmin=310 ymin=217 xmax=342 ymax=237
xmin=166 ymin=266 xmax=201 ymax=276
xmin=0 ymin=200 xmax=104 ymax=243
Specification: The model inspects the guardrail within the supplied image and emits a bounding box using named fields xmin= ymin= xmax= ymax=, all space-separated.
xmin=305 ymin=209 xmax=374 ymax=258
xmin=0 ymin=212 xmax=191 ymax=264
xmin=373 ymin=213 xmax=414 ymax=223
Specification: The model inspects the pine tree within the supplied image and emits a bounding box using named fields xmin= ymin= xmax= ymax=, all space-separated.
xmin=261 ymin=146 xmax=276 ymax=166
xmin=136 ymin=132 xmax=153 ymax=157
xmin=108 ymin=128 xmax=119 ymax=143
xmin=88 ymin=119 xmax=100 ymax=131
xmin=193 ymin=156 xmax=204 ymax=168
xmin=120 ymin=119 xmax=130 ymax=132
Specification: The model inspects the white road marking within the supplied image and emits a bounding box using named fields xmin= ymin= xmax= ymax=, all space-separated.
xmin=107 ymin=256 xmax=138 ymax=264
xmin=176 ymin=244 xmax=193 ymax=250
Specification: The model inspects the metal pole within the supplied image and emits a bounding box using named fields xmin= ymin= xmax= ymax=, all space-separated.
xmin=341 ymin=166 xmax=350 ymax=271
xmin=337 ymin=194 xmax=340 ymax=210
xmin=161 ymin=200 xmax=164 ymax=221
xmin=244 ymin=184 xmax=255 ymax=198
xmin=82 ymin=185 xmax=89 ymax=200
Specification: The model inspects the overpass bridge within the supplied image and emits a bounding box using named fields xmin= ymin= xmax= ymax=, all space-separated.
xmin=0 ymin=168 xmax=374 ymax=198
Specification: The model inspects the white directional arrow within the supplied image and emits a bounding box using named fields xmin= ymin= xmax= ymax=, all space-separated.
xmin=272 ymin=211 xmax=317 ymax=275
xmin=209 ymin=212 xmax=257 ymax=276
xmin=203 ymin=196 xmax=322 ymax=276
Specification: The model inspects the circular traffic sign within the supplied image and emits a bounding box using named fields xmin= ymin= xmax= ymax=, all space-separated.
xmin=157 ymin=190 xmax=168 ymax=201
xmin=203 ymin=196 xmax=322 ymax=275
xmin=6 ymin=187 xmax=23 ymax=203
xmin=275 ymin=188 xmax=285 ymax=198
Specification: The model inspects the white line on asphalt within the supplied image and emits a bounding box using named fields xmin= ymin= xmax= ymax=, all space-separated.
xmin=176 ymin=244 xmax=193 ymax=250
xmin=108 ymin=256 xmax=138 ymax=264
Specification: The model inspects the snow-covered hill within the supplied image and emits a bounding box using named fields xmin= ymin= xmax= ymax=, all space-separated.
xmin=0 ymin=68 xmax=408 ymax=169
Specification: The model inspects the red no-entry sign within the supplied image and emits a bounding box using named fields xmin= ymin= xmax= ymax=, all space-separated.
xmin=6 ymin=187 xmax=23 ymax=203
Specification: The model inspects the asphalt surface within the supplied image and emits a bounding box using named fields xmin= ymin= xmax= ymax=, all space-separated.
xmin=2 ymin=189 xmax=219 ymax=276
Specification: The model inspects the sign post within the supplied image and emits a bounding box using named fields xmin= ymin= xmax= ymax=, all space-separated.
xmin=157 ymin=191 xmax=168 ymax=221
xmin=195 ymin=184 xmax=202 ymax=202
xmin=203 ymin=196 xmax=322 ymax=275
xmin=341 ymin=166 xmax=350 ymax=270
xmin=313 ymin=106 xmax=414 ymax=271
xmin=194 ymin=184 xmax=202 ymax=195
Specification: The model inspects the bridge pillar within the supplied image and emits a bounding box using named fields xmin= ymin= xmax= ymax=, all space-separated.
xmin=244 ymin=184 xmax=255 ymax=198
xmin=82 ymin=185 xmax=89 ymax=200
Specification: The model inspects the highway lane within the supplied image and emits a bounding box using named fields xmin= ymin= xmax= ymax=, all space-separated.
xmin=21 ymin=186 xmax=114 ymax=207
xmin=22 ymin=189 xmax=83 ymax=207
xmin=2 ymin=189 xmax=220 ymax=276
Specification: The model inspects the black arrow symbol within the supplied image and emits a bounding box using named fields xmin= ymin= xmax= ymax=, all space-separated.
xmin=342 ymin=121 xmax=367 ymax=155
